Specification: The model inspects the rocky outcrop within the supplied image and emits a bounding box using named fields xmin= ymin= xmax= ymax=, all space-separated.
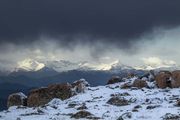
xmin=155 ymin=71 xmax=172 ymax=88
xmin=155 ymin=71 xmax=180 ymax=88
xmin=27 ymin=87 xmax=52 ymax=107
xmin=107 ymin=76 xmax=122 ymax=85
xmin=48 ymin=83 xmax=73 ymax=100
xmin=27 ymin=79 xmax=90 ymax=107
xmin=7 ymin=92 xmax=27 ymax=108
xmin=171 ymin=70 xmax=180 ymax=88
xmin=132 ymin=79 xmax=148 ymax=88
xmin=27 ymin=83 xmax=73 ymax=107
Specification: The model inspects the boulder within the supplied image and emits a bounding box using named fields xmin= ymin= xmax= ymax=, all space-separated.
xmin=27 ymin=87 xmax=51 ymax=107
xmin=132 ymin=79 xmax=148 ymax=88
xmin=71 ymin=79 xmax=89 ymax=93
xmin=107 ymin=76 xmax=122 ymax=85
xmin=155 ymin=71 xmax=180 ymax=88
xmin=155 ymin=71 xmax=172 ymax=88
xmin=171 ymin=70 xmax=180 ymax=88
xmin=27 ymin=83 xmax=73 ymax=107
xmin=7 ymin=92 xmax=27 ymax=108
xmin=48 ymin=83 xmax=73 ymax=100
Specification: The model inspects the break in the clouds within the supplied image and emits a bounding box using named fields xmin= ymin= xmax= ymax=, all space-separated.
xmin=0 ymin=0 xmax=180 ymax=70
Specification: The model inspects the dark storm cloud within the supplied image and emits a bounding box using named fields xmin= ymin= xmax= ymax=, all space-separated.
xmin=0 ymin=0 xmax=180 ymax=46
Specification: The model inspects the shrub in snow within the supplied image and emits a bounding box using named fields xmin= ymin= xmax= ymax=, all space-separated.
xmin=77 ymin=103 xmax=87 ymax=110
xmin=176 ymin=100 xmax=180 ymax=107
xmin=146 ymin=105 xmax=161 ymax=109
xmin=162 ymin=113 xmax=180 ymax=120
xmin=107 ymin=76 xmax=122 ymax=85
xmin=117 ymin=112 xmax=132 ymax=120
xmin=71 ymin=110 xmax=93 ymax=119
xmin=132 ymin=79 xmax=148 ymax=88
xmin=107 ymin=97 xmax=129 ymax=106
xmin=121 ymin=82 xmax=132 ymax=89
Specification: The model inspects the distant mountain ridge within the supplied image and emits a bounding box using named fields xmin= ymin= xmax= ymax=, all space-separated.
xmin=10 ymin=66 xmax=59 ymax=79
xmin=12 ymin=59 xmax=136 ymax=72
xmin=13 ymin=59 xmax=180 ymax=73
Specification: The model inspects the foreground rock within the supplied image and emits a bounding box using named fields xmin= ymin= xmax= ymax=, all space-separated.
xmin=27 ymin=83 xmax=73 ymax=107
xmin=155 ymin=71 xmax=180 ymax=88
xmin=48 ymin=83 xmax=73 ymax=100
xmin=27 ymin=87 xmax=52 ymax=107
xmin=7 ymin=92 xmax=27 ymax=108
xmin=155 ymin=71 xmax=172 ymax=88
xmin=27 ymin=79 xmax=90 ymax=107
xmin=121 ymin=83 xmax=132 ymax=89
xmin=171 ymin=70 xmax=180 ymax=88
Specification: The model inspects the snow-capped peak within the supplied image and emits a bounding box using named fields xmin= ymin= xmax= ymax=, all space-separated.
xmin=110 ymin=60 xmax=133 ymax=70
xmin=14 ymin=59 xmax=135 ymax=72
xmin=136 ymin=57 xmax=179 ymax=70
xmin=16 ymin=58 xmax=45 ymax=71
xmin=135 ymin=64 xmax=180 ymax=71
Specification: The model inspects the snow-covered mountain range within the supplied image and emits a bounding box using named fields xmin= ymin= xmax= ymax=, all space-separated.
xmin=12 ymin=58 xmax=180 ymax=74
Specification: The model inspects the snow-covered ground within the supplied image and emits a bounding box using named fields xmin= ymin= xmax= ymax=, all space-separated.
xmin=0 ymin=78 xmax=180 ymax=120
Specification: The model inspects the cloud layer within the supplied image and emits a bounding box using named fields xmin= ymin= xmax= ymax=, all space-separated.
xmin=0 ymin=0 xmax=180 ymax=47
xmin=0 ymin=1 xmax=180 ymax=70
xmin=0 ymin=26 xmax=180 ymax=71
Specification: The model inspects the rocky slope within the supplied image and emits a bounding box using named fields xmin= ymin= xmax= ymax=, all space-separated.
xmin=1 ymin=71 xmax=180 ymax=120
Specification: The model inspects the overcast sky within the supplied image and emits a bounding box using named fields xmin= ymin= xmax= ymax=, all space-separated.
xmin=0 ymin=0 xmax=180 ymax=70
